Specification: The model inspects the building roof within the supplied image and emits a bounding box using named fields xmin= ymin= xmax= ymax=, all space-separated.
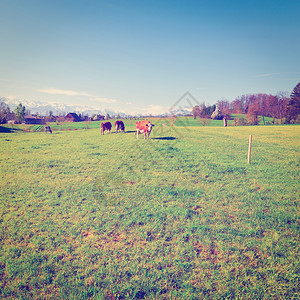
xmin=65 ymin=113 xmax=81 ymax=121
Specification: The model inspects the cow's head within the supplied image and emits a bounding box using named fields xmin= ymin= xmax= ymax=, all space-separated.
xmin=147 ymin=122 xmax=155 ymax=132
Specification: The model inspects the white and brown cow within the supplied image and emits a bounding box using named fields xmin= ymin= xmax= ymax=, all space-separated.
xmin=115 ymin=120 xmax=125 ymax=133
xmin=100 ymin=122 xmax=112 ymax=135
xmin=44 ymin=126 xmax=52 ymax=134
xmin=136 ymin=120 xmax=155 ymax=140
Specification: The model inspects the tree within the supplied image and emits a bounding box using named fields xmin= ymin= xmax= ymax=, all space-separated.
xmin=0 ymin=102 xmax=11 ymax=124
xmin=276 ymin=91 xmax=289 ymax=120
xmin=216 ymin=99 xmax=230 ymax=115
xmin=246 ymin=101 xmax=259 ymax=125
xmin=192 ymin=106 xmax=201 ymax=119
xmin=211 ymin=106 xmax=223 ymax=120
xmin=265 ymin=95 xmax=279 ymax=123
xmin=15 ymin=103 xmax=26 ymax=124
xmin=231 ymin=98 xmax=245 ymax=114
xmin=286 ymin=82 xmax=300 ymax=123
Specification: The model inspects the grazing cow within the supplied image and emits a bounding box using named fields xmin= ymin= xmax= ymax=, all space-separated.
xmin=136 ymin=120 xmax=155 ymax=140
xmin=100 ymin=122 xmax=112 ymax=135
xmin=115 ymin=120 xmax=125 ymax=133
xmin=44 ymin=126 xmax=52 ymax=134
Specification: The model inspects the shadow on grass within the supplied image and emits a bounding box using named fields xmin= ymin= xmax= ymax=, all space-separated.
xmin=125 ymin=130 xmax=136 ymax=133
xmin=151 ymin=137 xmax=177 ymax=140
xmin=100 ymin=130 xmax=136 ymax=135
xmin=0 ymin=126 xmax=22 ymax=133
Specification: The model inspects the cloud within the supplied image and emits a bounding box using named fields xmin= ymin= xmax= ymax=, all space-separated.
xmin=254 ymin=72 xmax=300 ymax=78
xmin=254 ymin=73 xmax=282 ymax=78
xmin=38 ymin=88 xmax=118 ymax=103
xmin=38 ymin=88 xmax=92 ymax=97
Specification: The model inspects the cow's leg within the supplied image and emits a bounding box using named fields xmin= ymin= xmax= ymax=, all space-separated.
xmin=136 ymin=130 xmax=139 ymax=139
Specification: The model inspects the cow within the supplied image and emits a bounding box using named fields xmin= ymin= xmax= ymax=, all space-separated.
xmin=136 ymin=120 xmax=155 ymax=140
xmin=44 ymin=126 xmax=52 ymax=134
xmin=115 ymin=120 xmax=125 ymax=133
xmin=100 ymin=122 xmax=112 ymax=135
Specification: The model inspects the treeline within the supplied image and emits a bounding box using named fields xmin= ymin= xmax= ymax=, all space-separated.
xmin=193 ymin=82 xmax=300 ymax=125
xmin=0 ymin=102 xmax=17 ymax=124
xmin=1 ymin=83 xmax=300 ymax=125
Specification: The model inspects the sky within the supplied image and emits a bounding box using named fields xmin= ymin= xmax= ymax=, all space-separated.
xmin=1 ymin=0 xmax=300 ymax=115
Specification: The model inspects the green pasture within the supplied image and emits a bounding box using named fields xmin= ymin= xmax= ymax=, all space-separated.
xmin=0 ymin=123 xmax=299 ymax=299
xmin=0 ymin=114 xmax=281 ymax=134
xmin=0 ymin=119 xmax=138 ymax=133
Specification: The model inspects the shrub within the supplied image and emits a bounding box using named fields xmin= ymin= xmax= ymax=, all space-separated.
xmin=246 ymin=114 xmax=259 ymax=125
xmin=233 ymin=118 xmax=248 ymax=126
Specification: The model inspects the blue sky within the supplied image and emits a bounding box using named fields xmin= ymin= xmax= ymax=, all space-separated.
xmin=1 ymin=0 xmax=300 ymax=115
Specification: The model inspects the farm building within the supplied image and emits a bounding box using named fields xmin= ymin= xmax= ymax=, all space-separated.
xmin=65 ymin=113 xmax=81 ymax=122
xmin=24 ymin=115 xmax=46 ymax=125
xmin=92 ymin=114 xmax=105 ymax=121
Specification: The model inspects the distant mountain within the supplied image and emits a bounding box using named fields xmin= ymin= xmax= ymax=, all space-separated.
xmin=1 ymin=97 xmax=116 ymax=117
xmin=169 ymin=108 xmax=192 ymax=116
xmin=1 ymin=96 xmax=192 ymax=117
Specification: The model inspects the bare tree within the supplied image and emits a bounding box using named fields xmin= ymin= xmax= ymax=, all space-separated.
xmin=0 ymin=102 xmax=11 ymax=124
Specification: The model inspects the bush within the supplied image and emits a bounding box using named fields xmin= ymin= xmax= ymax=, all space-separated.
xmin=294 ymin=115 xmax=300 ymax=124
xmin=275 ymin=118 xmax=288 ymax=125
xmin=233 ymin=118 xmax=248 ymax=126
xmin=246 ymin=114 xmax=259 ymax=125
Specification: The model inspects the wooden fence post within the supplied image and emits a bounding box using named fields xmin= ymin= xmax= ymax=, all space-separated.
xmin=248 ymin=135 xmax=252 ymax=164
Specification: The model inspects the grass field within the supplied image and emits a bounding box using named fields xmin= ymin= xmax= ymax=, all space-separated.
xmin=0 ymin=121 xmax=299 ymax=299
xmin=0 ymin=114 xmax=277 ymax=134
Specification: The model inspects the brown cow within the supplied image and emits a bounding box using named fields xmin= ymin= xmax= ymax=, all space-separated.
xmin=115 ymin=120 xmax=125 ymax=133
xmin=100 ymin=122 xmax=112 ymax=135
xmin=136 ymin=120 xmax=155 ymax=140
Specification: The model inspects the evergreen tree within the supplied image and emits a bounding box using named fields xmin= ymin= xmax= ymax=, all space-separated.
xmin=211 ymin=106 xmax=223 ymax=120
xmin=15 ymin=103 xmax=26 ymax=124
xmin=286 ymin=82 xmax=300 ymax=122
